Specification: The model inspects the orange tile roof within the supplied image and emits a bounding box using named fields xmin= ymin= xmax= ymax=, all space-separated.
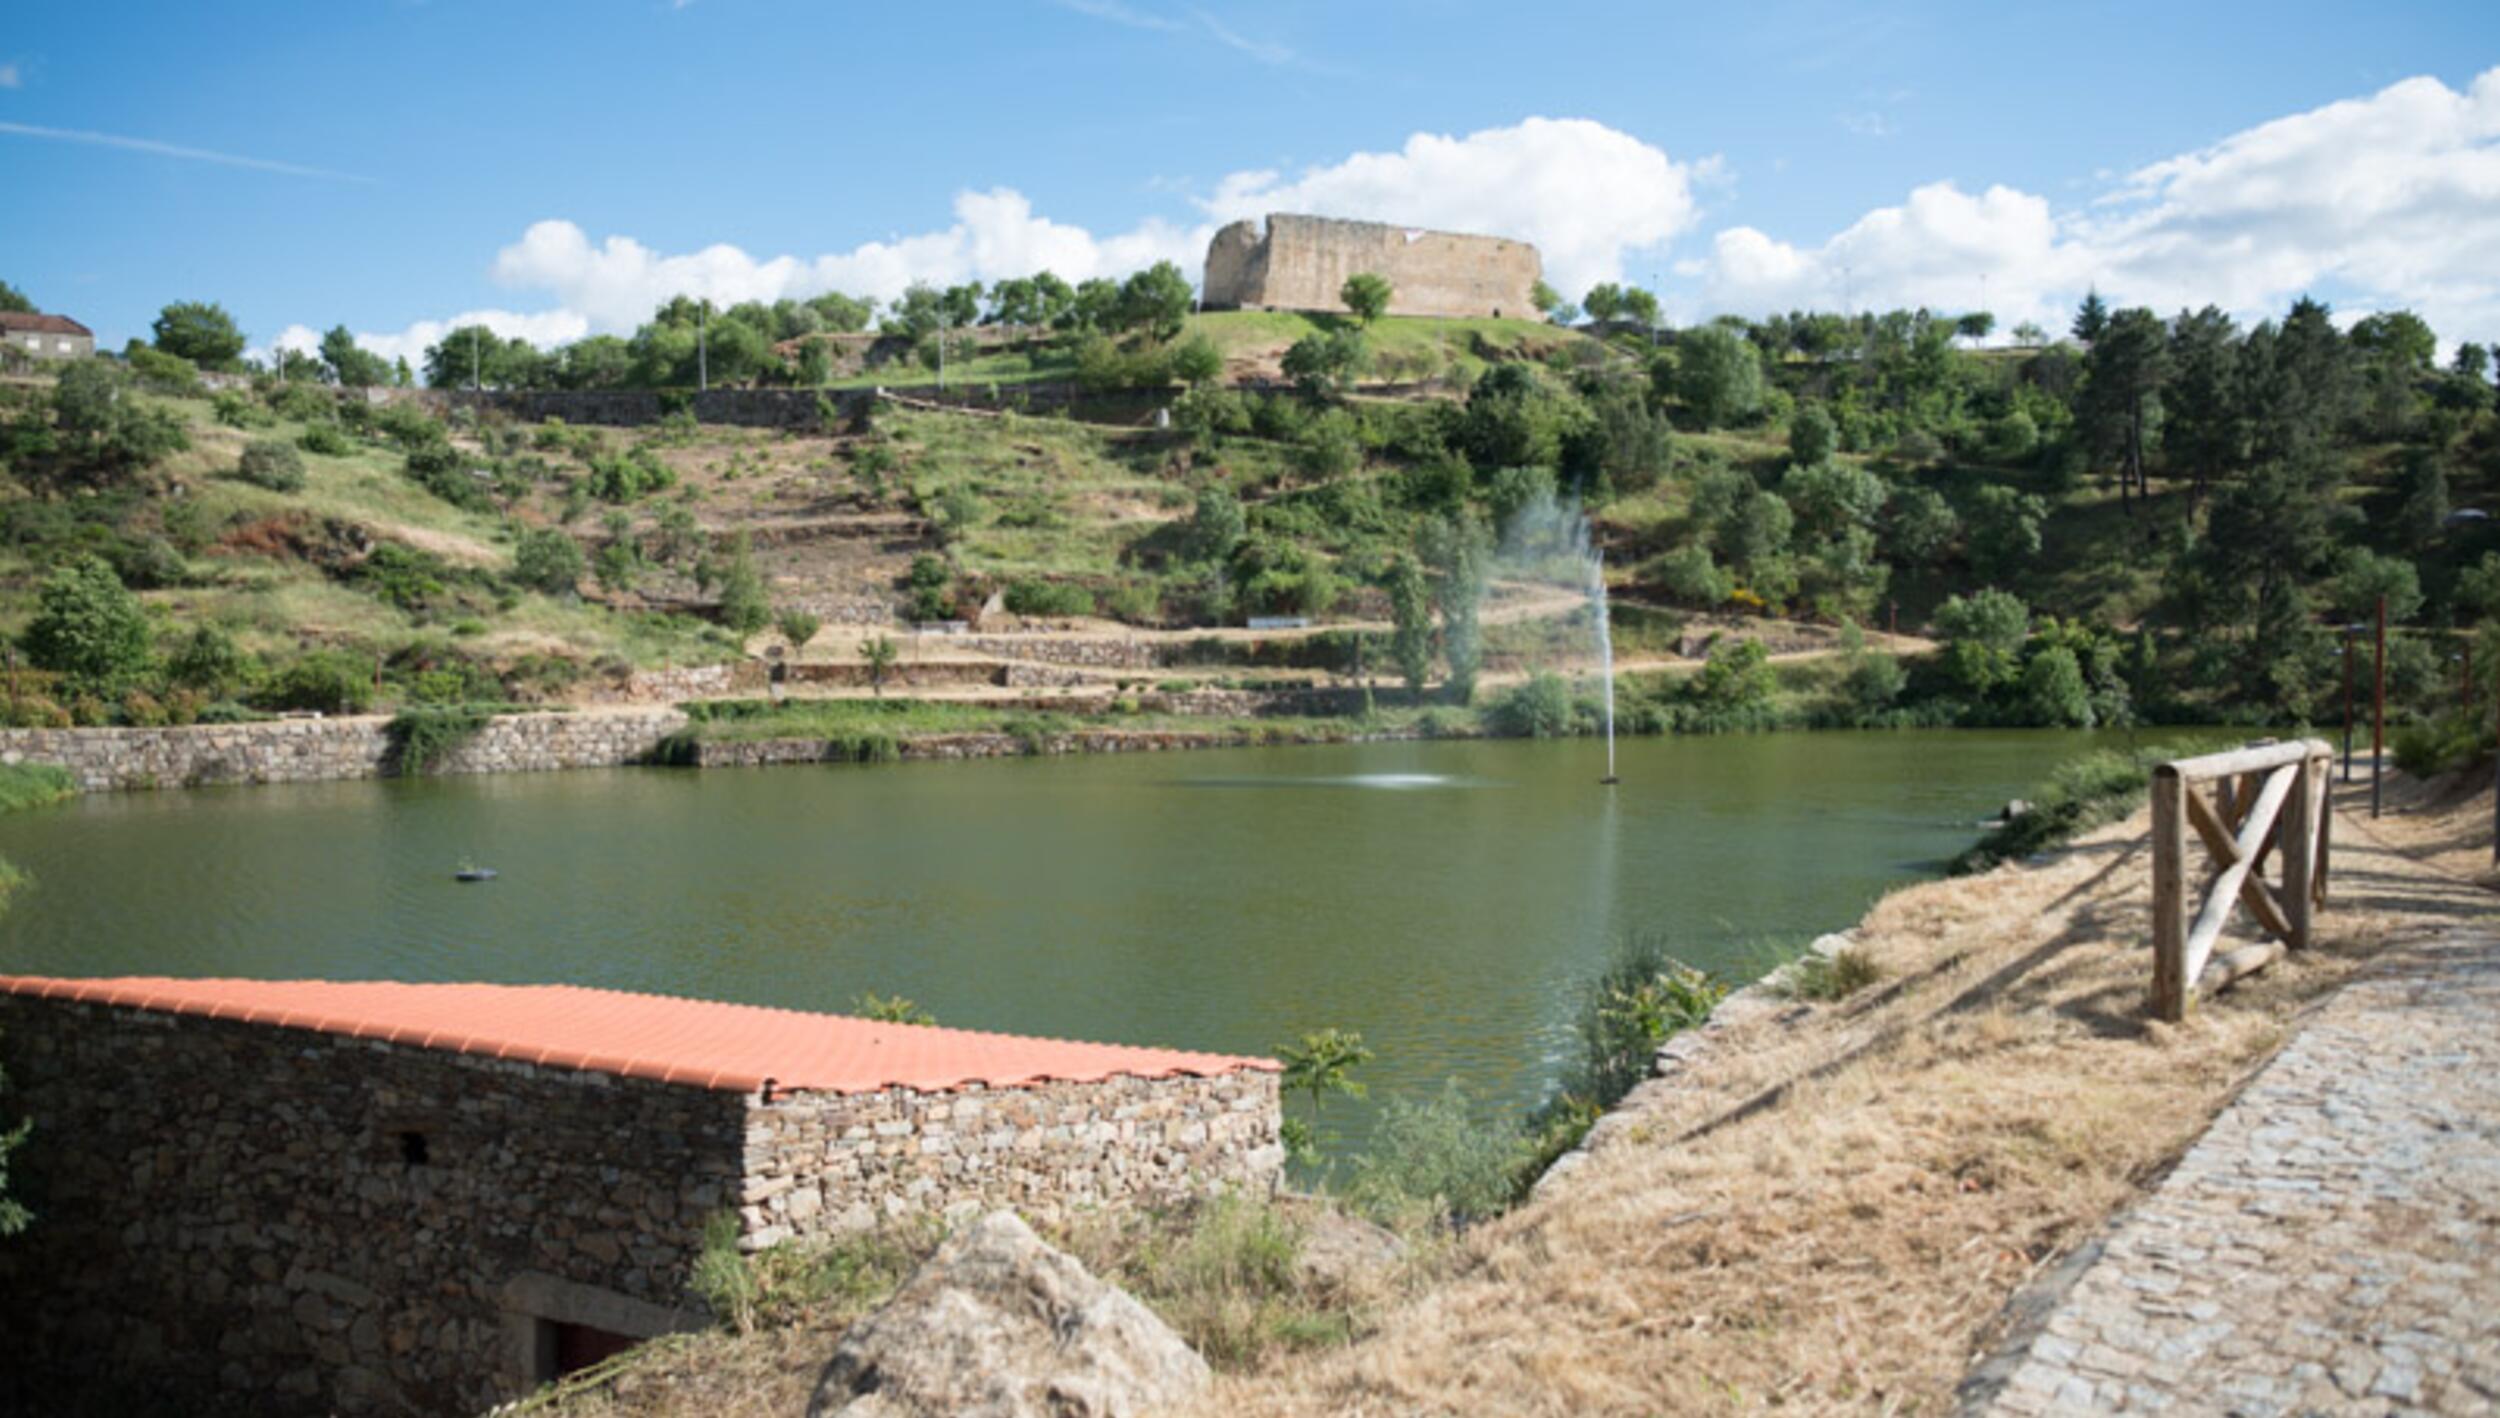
xmin=0 ymin=976 xmax=1277 ymax=1095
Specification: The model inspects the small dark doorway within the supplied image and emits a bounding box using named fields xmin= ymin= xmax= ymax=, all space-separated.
xmin=539 ymin=1318 xmax=640 ymax=1380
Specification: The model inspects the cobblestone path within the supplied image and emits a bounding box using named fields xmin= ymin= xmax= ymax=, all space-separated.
xmin=1978 ymin=926 xmax=2500 ymax=1415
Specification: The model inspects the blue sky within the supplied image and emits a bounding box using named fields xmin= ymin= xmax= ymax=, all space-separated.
xmin=4 ymin=1 xmax=2497 ymax=356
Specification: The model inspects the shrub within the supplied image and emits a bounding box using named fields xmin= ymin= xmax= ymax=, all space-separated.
xmin=0 ymin=763 xmax=76 ymax=815
xmin=712 ymin=536 xmax=771 ymax=635
xmin=1950 ymin=744 xmax=2187 ymax=873
xmin=2391 ymin=714 xmax=2490 ymax=778
xmin=298 ymin=422 xmax=356 ymax=457
xmin=22 ymin=556 xmax=154 ymax=692
xmin=1511 ymin=941 xmax=1726 ymax=1191
xmin=853 ymin=993 xmax=933 ymax=1025
xmin=167 ymin=624 xmax=246 ymax=695
xmin=2018 ymin=644 xmax=2094 ymax=728
xmin=404 ymin=443 xmax=491 ymax=510
xmin=1348 ymin=1082 xmax=1520 ymax=1229
xmin=1652 ymin=544 xmax=1733 ymax=606
xmin=385 ymin=705 xmax=488 ymax=775
xmin=776 ymin=609 xmax=821 ymax=649
xmin=212 ymin=389 xmax=270 ymax=429
xmin=1774 ymin=945 xmax=1886 ymax=1002
xmin=511 ymin=529 xmax=585 ymax=596
xmin=236 ymin=438 xmax=306 ymax=492
xmin=255 ymin=650 xmax=375 ymax=714
xmin=1004 ymin=580 xmax=1096 ymax=618
xmin=1484 ymin=671 xmax=1575 ymax=738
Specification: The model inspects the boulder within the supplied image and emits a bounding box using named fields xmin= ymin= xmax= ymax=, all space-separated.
xmin=807 ymin=1210 xmax=1209 ymax=1418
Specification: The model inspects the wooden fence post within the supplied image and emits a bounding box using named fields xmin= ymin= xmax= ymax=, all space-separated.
xmin=2282 ymin=751 xmax=2320 ymax=949
xmin=2151 ymin=766 xmax=2189 ymax=1022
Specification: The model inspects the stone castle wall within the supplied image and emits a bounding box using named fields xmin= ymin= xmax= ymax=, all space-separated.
xmin=1203 ymin=213 xmax=1543 ymax=321
xmin=0 ymin=993 xmax=1279 ymax=1414
xmin=0 ymin=708 xmax=687 ymax=792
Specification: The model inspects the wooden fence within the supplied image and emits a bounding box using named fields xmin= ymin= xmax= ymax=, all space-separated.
xmin=2148 ymin=739 xmax=2334 ymax=1022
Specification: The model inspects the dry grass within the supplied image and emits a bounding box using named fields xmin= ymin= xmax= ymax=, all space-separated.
xmin=1188 ymin=780 xmax=2492 ymax=1416
xmin=525 ymin=778 xmax=2491 ymax=1418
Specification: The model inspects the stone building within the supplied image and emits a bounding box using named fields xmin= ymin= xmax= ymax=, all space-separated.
xmin=1202 ymin=213 xmax=1543 ymax=321
xmin=0 ymin=975 xmax=1279 ymax=1414
xmin=0 ymin=310 xmax=94 ymax=361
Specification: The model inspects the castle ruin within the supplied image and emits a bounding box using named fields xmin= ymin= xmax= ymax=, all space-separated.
xmin=1202 ymin=214 xmax=1542 ymax=321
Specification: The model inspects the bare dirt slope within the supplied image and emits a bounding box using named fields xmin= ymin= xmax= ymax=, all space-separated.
xmin=1190 ymin=775 xmax=2494 ymax=1417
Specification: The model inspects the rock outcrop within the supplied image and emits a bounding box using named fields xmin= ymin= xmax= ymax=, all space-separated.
xmin=808 ymin=1210 xmax=1209 ymax=1418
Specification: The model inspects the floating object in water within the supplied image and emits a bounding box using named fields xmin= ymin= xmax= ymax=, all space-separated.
xmin=454 ymin=867 xmax=498 ymax=883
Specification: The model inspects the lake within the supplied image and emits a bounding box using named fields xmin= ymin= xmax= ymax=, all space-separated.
xmin=0 ymin=729 xmax=2151 ymax=1151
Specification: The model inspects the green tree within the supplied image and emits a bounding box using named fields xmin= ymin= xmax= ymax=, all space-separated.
xmin=859 ymin=634 xmax=899 ymax=697
xmin=1955 ymin=311 xmax=1996 ymax=343
xmin=151 ymin=300 xmax=246 ymax=369
xmin=1653 ymin=543 xmax=1733 ymax=606
xmin=2071 ymin=289 xmax=2110 ymax=344
xmin=1531 ymin=279 xmax=1564 ymax=321
xmin=2328 ymin=548 xmax=2423 ymax=625
xmin=1116 ymin=261 xmax=1193 ymax=339
xmin=1170 ymin=333 xmax=1224 ymax=387
xmin=319 ymin=326 xmax=393 ymax=388
xmin=1181 ymin=485 xmax=1246 ymax=564
xmin=511 ymin=529 xmax=585 ymax=596
xmin=1884 ymin=485 xmax=1959 ymax=567
xmin=2163 ymin=306 xmax=2245 ymax=500
xmin=1386 ymin=556 xmax=1433 ymax=702
xmin=1966 ymin=484 xmax=2045 ymax=583
xmin=1421 ymin=513 xmax=1490 ymax=703
xmin=27 ymin=361 xmax=189 ymax=491
xmin=1934 ymin=588 xmax=2031 ymax=694
xmin=1276 ymin=1027 xmax=1372 ymax=1167
xmin=23 ymin=555 xmax=154 ymax=691
xmin=807 ymin=291 xmax=874 ymax=333
xmin=776 ymin=609 xmax=821 ymax=651
xmin=2349 ymin=310 xmax=2436 ymax=370
xmin=713 ymin=533 xmax=770 ymax=635
xmin=2019 ymin=644 xmax=2094 ymax=727
xmin=1788 ymin=403 xmax=1837 ymax=465
xmin=1781 ymin=459 xmax=1887 ymax=540
xmin=1663 ymin=325 xmax=1764 ymax=428
xmin=0 ymin=280 xmax=32 ymax=314
xmin=1582 ymin=283 xmax=1626 ymax=323
xmin=2081 ymin=306 xmax=2170 ymax=505
xmin=1281 ymin=329 xmax=1367 ymax=399
xmin=1339 ymin=272 xmax=1393 ymax=326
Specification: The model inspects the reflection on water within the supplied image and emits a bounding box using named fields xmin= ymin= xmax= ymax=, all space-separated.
xmin=1177 ymin=772 xmax=1482 ymax=791
xmin=0 ymin=729 xmax=2158 ymax=1151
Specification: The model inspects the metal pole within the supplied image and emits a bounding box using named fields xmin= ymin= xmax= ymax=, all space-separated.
xmin=2372 ymin=595 xmax=2386 ymax=819
xmin=2341 ymin=628 xmax=2355 ymax=784
xmin=698 ymin=303 xmax=708 ymax=393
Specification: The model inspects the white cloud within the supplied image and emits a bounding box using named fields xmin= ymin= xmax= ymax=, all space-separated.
xmin=269 ymin=308 xmax=590 ymax=367
xmin=1700 ymin=66 xmax=2500 ymax=343
xmin=1201 ymin=117 xmax=1704 ymax=297
xmin=0 ymin=63 xmax=20 ymax=89
xmin=314 ymin=117 xmax=1705 ymax=359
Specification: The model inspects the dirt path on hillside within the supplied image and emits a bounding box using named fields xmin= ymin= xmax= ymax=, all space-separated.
xmin=1191 ymin=774 xmax=2495 ymax=1417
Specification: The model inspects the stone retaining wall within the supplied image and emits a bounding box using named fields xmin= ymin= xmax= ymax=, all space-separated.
xmin=0 ymin=709 xmax=686 ymax=792
xmin=0 ymin=993 xmax=1279 ymax=1414
xmin=741 ymin=1071 xmax=1278 ymax=1248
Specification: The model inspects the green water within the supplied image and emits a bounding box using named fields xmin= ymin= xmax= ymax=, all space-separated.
xmin=0 ymin=730 xmax=2141 ymax=1149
